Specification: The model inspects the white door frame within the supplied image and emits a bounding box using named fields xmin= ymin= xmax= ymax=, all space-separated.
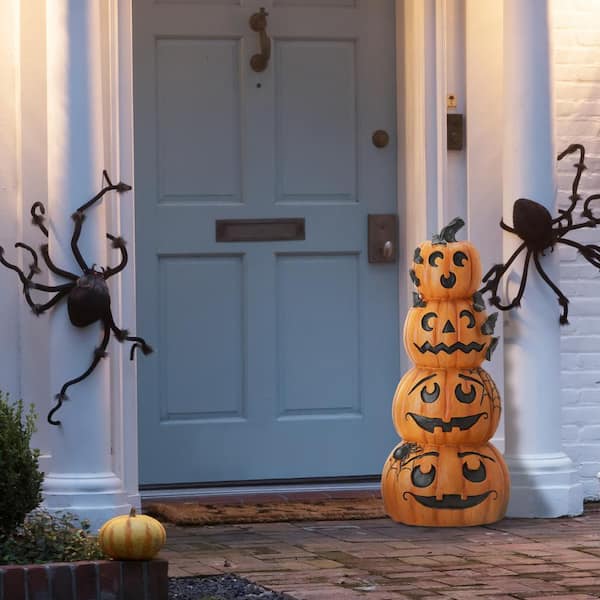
xmin=108 ymin=0 xmax=450 ymax=496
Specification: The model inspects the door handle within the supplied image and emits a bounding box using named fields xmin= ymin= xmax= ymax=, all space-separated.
xmin=368 ymin=214 xmax=397 ymax=263
xmin=249 ymin=8 xmax=271 ymax=72
xmin=383 ymin=240 xmax=394 ymax=258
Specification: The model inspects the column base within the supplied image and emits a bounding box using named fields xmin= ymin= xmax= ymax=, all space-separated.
xmin=43 ymin=472 xmax=130 ymax=531
xmin=505 ymin=452 xmax=583 ymax=518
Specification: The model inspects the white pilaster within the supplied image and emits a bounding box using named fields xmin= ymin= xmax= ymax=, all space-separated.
xmin=43 ymin=0 xmax=130 ymax=529
xmin=502 ymin=0 xmax=582 ymax=517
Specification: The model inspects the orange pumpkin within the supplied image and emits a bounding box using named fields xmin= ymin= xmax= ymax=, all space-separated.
xmin=392 ymin=367 xmax=500 ymax=445
xmin=404 ymin=299 xmax=498 ymax=368
xmin=98 ymin=507 xmax=166 ymax=560
xmin=381 ymin=441 xmax=509 ymax=527
xmin=410 ymin=218 xmax=482 ymax=300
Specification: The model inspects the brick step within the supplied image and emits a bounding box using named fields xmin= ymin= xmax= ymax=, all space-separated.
xmin=0 ymin=558 xmax=167 ymax=600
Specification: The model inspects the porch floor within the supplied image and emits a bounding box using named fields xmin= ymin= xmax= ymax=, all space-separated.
xmin=162 ymin=500 xmax=600 ymax=599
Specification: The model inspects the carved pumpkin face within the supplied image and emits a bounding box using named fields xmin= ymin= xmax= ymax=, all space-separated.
xmin=404 ymin=299 xmax=498 ymax=368
xmin=392 ymin=367 xmax=500 ymax=445
xmin=381 ymin=442 xmax=509 ymax=527
xmin=412 ymin=240 xmax=482 ymax=300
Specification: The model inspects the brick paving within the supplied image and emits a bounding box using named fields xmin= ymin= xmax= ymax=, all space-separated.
xmin=163 ymin=502 xmax=600 ymax=599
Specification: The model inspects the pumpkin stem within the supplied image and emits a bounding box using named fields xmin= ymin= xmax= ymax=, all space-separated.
xmin=129 ymin=507 xmax=137 ymax=518
xmin=432 ymin=217 xmax=465 ymax=245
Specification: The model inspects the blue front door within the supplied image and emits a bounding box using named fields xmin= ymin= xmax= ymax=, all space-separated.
xmin=134 ymin=0 xmax=401 ymax=485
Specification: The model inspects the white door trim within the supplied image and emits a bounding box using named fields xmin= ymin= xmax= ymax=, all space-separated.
xmin=111 ymin=0 xmax=442 ymax=494
xmin=106 ymin=0 xmax=140 ymax=509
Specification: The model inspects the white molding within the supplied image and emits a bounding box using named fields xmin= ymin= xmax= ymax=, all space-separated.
xmin=502 ymin=0 xmax=582 ymax=518
xmin=398 ymin=0 xmax=448 ymax=310
xmin=464 ymin=0 xmax=505 ymax=447
xmin=107 ymin=0 xmax=140 ymax=510
xmin=434 ymin=0 xmax=449 ymax=229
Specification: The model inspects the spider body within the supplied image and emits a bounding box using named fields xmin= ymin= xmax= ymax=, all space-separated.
xmin=67 ymin=271 xmax=111 ymax=327
xmin=0 ymin=172 xmax=152 ymax=425
xmin=480 ymin=144 xmax=600 ymax=324
xmin=512 ymin=198 xmax=554 ymax=252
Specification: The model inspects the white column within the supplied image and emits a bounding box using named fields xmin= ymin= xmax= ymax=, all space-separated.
xmin=503 ymin=0 xmax=582 ymax=517
xmin=43 ymin=0 xmax=130 ymax=529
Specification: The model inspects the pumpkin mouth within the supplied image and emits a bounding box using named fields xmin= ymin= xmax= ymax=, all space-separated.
xmin=440 ymin=273 xmax=456 ymax=288
xmin=414 ymin=341 xmax=485 ymax=355
xmin=403 ymin=491 xmax=494 ymax=509
xmin=406 ymin=412 xmax=487 ymax=433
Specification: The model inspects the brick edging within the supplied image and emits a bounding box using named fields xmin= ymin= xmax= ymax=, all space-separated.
xmin=0 ymin=558 xmax=168 ymax=600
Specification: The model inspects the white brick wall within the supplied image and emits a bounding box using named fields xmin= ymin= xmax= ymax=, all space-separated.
xmin=553 ymin=0 xmax=600 ymax=500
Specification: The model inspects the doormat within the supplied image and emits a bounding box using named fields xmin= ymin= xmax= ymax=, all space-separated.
xmin=143 ymin=496 xmax=386 ymax=526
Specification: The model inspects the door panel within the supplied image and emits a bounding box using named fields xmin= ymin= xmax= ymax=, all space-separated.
xmin=276 ymin=40 xmax=356 ymax=200
xmin=158 ymin=255 xmax=245 ymax=421
xmin=134 ymin=0 xmax=400 ymax=485
xmin=276 ymin=253 xmax=360 ymax=416
xmin=157 ymin=39 xmax=242 ymax=202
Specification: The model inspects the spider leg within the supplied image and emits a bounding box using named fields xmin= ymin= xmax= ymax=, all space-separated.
xmin=479 ymin=242 xmax=527 ymax=299
xmin=558 ymin=238 xmax=600 ymax=270
xmin=0 ymin=245 xmax=37 ymax=284
xmin=103 ymin=234 xmax=128 ymax=279
xmin=76 ymin=171 xmax=132 ymax=214
xmin=0 ymin=246 xmax=69 ymax=313
xmin=47 ymin=320 xmax=111 ymax=426
xmin=554 ymin=144 xmax=586 ymax=225
xmin=582 ymin=193 xmax=600 ymax=223
xmin=26 ymin=280 xmax=73 ymax=293
xmin=14 ymin=242 xmax=41 ymax=279
xmin=31 ymin=202 xmax=49 ymax=238
xmin=532 ymin=252 xmax=570 ymax=325
xmin=70 ymin=211 xmax=90 ymax=272
xmin=30 ymin=288 xmax=71 ymax=316
xmin=107 ymin=312 xmax=153 ymax=360
xmin=23 ymin=282 xmax=72 ymax=316
xmin=484 ymin=250 xmax=532 ymax=311
xmin=500 ymin=220 xmax=516 ymax=234
xmin=40 ymin=244 xmax=78 ymax=280
xmin=497 ymin=250 xmax=532 ymax=310
xmin=69 ymin=172 xmax=133 ymax=273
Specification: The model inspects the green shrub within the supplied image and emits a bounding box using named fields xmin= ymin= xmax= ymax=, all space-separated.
xmin=0 ymin=394 xmax=43 ymax=535
xmin=0 ymin=509 xmax=105 ymax=564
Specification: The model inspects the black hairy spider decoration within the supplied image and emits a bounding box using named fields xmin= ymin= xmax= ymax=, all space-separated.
xmin=480 ymin=144 xmax=600 ymax=325
xmin=0 ymin=171 xmax=153 ymax=426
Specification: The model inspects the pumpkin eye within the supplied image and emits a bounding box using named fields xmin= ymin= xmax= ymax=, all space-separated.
xmin=453 ymin=251 xmax=468 ymax=267
xmin=455 ymin=383 xmax=476 ymax=404
xmin=428 ymin=251 xmax=444 ymax=267
xmin=421 ymin=312 xmax=436 ymax=331
xmin=421 ymin=382 xmax=440 ymax=403
xmin=411 ymin=464 xmax=436 ymax=487
xmin=462 ymin=460 xmax=486 ymax=483
xmin=460 ymin=310 xmax=475 ymax=328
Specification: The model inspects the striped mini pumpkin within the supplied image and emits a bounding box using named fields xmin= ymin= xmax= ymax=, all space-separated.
xmin=98 ymin=507 xmax=166 ymax=560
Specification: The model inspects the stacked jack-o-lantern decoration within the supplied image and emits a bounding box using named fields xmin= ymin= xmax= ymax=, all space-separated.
xmin=381 ymin=218 xmax=510 ymax=527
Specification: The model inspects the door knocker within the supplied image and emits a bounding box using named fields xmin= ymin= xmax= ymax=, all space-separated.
xmin=249 ymin=7 xmax=271 ymax=72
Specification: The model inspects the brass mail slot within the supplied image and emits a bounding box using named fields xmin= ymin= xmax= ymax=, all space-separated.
xmin=216 ymin=218 xmax=305 ymax=242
